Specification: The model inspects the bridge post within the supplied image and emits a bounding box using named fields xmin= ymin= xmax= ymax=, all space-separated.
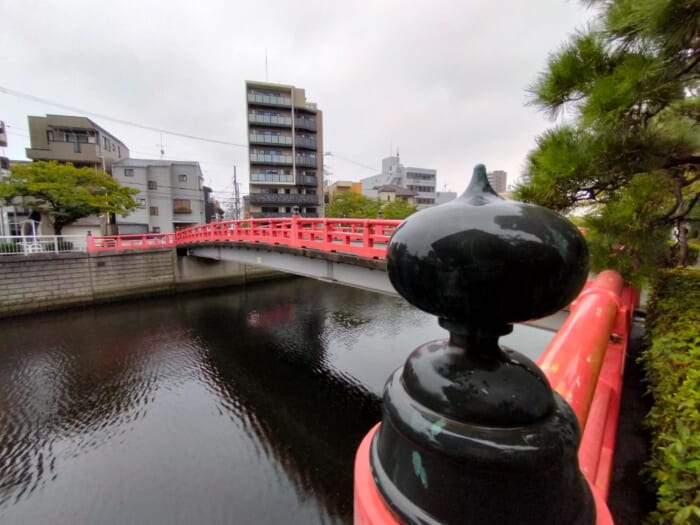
xmin=354 ymin=165 xmax=597 ymax=524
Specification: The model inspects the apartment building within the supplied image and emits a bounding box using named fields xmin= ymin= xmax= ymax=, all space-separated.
xmin=487 ymin=170 xmax=507 ymax=193
xmin=25 ymin=115 xmax=129 ymax=172
xmin=246 ymin=81 xmax=324 ymax=218
xmin=361 ymin=155 xmax=437 ymax=209
xmin=112 ymin=159 xmax=206 ymax=233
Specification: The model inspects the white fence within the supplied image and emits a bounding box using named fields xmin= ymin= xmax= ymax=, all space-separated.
xmin=0 ymin=235 xmax=88 ymax=256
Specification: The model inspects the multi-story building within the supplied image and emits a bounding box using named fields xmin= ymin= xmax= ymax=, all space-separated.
xmin=22 ymin=115 xmax=131 ymax=235
xmin=246 ymin=81 xmax=323 ymax=218
xmin=487 ymin=170 xmax=507 ymax=194
xmin=25 ymin=115 xmax=129 ymax=172
xmin=361 ymin=155 xmax=437 ymax=209
xmin=112 ymin=159 xmax=206 ymax=233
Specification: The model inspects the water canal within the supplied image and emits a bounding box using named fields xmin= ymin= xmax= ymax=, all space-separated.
xmin=0 ymin=277 xmax=556 ymax=524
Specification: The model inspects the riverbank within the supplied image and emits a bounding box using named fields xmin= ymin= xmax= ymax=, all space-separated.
xmin=0 ymin=249 xmax=285 ymax=318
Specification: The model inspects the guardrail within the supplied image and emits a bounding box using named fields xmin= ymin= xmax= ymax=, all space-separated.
xmin=173 ymin=217 xmax=402 ymax=259
xmin=87 ymin=233 xmax=175 ymax=252
xmin=0 ymin=235 xmax=88 ymax=256
xmin=538 ymin=270 xmax=637 ymax=501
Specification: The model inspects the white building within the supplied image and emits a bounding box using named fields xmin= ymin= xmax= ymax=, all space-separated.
xmin=361 ymin=155 xmax=437 ymax=209
xmin=112 ymin=159 xmax=206 ymax=234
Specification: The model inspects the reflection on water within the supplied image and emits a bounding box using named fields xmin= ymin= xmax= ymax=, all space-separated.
xmin=0 ymin=277 xmax=556 ymax=525
xmin=0 ymin=278 xmax=442 ymax=524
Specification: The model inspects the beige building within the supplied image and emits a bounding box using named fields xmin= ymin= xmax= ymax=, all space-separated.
xmin=112 ymin=159 xmax=206 ymax=234
xmin=26 ymin=114 xmax=129 ymax=172
xmin=487 ymin=170 xmax=507 ymax=193
xmin=23 ymin=115 xmax=130 ymax=236
xmin=246 ymin=81 xmax=323 ymax=218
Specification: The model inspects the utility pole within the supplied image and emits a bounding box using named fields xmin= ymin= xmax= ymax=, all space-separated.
xmin=233 ymin=165 xmax=240 ymax=220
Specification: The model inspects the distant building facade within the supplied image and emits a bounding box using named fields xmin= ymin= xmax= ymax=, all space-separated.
xmin=435 ymin=191 xmax=457 ymax=205
xmin=324 ymin=180 xmax=362 ymax=205
xmin=112 ymin=159 xmax=206 ymax=234
xmin=246 ymin=81 xmax=323 ymax=218
xmin=376 ymin=184 xmax=417 ymax=205
xmin=26 ymin=115 xmax=129 ymax=173
xmin=487 ymin=170 xmax=507 ymax=194
xmin=361 ymin=156 xmax=437 ymax=209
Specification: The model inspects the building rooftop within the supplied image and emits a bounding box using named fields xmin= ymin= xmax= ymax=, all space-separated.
xmin=375 ymin=185 xmax=418 ymax=197
xmin=113 ymin=158 xmax=200 ymax=167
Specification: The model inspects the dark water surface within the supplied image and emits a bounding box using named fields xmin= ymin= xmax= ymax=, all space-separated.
xmin=0 ymin=277 xmax=554 ymax=525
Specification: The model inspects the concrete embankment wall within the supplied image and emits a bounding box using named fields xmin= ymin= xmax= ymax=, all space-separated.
xmin=0 ymin=249 xmax=284 ymax=318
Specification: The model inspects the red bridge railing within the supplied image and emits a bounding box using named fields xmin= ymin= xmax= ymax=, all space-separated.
xmin=87 ymin=233 xmax=175 ymax=252
xmin=177 ymin=217 xmax=402 ymax=259
xmin=88 ymin=218 xmax=401 ymax=258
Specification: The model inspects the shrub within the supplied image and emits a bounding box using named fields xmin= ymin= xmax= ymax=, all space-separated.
xmin=642 ymin=269 xmax=700 ymax=524
xmin=42 ymin=239 xmax=75 ymax=252
xmin=0 ymin=240 xmax=21 ymax=254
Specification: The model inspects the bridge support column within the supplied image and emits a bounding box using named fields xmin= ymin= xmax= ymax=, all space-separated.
xmin=354 ymin=165 xmax=601 ymax=524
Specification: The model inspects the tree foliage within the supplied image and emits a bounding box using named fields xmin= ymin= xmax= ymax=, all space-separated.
xmin=380 ymin=198 xmax=418 ymax=219
xmin=0 ymin=161 xmax=139 ymax=235
xmin=326 ymin=192 xmax=380 ymax=218
xmin=326 ymin=191 xmax=418 ymax=220
xmin=516 ymin=0 xmax=700 ymax=281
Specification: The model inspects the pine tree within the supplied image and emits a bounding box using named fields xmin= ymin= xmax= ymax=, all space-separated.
xmin=517 ymin=0 xmax=700 ymax=282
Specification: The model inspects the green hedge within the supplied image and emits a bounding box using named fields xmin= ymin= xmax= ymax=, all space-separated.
xmin=642 ymin=269 xmax=700 ymax=524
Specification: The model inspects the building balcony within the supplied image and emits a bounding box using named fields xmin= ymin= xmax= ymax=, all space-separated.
xmin=26 ymin=142 xmax=100 ymax=163
xmin=249 ymin=133 xmax=293 ymax=146
xmin=295 ymin=155 xmax=317 ymax=167
xmin=294 ymin=117 xmax=317 ymax=131
xmin=248 ymin=113 xmax=292 ymax=127
xmin=295 ymin=136 xmax=317 ymax=149
xmin=249 ymin=193 xmax=319 ymax=205
xmin=250 ymin=172 xmax=294 ymax=184
xmin=250 ymin=153 xmax=293 ymax=165
xmin=296 ymin=175 xmax=318 ymax=186
xmin=247 ymin=93 xmax=292 ymax=107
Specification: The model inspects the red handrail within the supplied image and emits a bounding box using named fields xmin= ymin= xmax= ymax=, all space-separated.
xmin=87 ymin=233 xmax=175 ymax=252
xmin=171 ymin=217 xmax=402 ymax=259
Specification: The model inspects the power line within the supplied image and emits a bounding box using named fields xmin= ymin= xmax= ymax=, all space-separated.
xmin=0 ymin=85 xmax=248 ymax=149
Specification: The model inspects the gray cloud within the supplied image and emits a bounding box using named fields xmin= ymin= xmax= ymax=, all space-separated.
xmin=0 ymin=0 xmax=592 ymax=196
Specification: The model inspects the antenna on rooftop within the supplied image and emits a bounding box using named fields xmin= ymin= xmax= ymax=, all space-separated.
xmin=158 ymin=132 xmax=165 ymax=158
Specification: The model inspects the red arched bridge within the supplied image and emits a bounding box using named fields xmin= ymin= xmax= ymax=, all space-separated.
xmin=88 ymin=217 xmax=637 ymax=524
xmin=90 ymin=217 xmax=403 ymax=295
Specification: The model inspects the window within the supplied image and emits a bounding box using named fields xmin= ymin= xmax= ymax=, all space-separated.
xmin=152 ymin=227 xmax=161 ymax=233
xmin=261 ymin=207 xmax=279 ymax=213
xmin=173 ymin=199 xmax=191 ymax=214
xmin=149 ymin=207 xmax=159 ymax=216
xmin=103 ymin=137 xmax=108 ymax=149
xmin=148 ymin=181 xmax=157 ymax=190
xmin=178 ymin=174 xmax=188 ymax=182
xmin=47 ymin=130 xmax=54 ymax=142
xmin=138 ymin=198 xmax=146 ymax=206
xmin=124 ymin=168 xmax=134 ymax=177
xmin=118 ymin=146 xmax=121 ymax=157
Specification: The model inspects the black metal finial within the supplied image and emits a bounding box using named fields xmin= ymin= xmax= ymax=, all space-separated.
xmin=370 ymin=164 xmax=594 ymax=524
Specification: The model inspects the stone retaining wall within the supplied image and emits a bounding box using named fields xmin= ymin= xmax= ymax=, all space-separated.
xmin=0 ymin=249 xmax=283 ymax=318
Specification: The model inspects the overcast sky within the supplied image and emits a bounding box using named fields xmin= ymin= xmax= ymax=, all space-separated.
xmin=0 ymin=0 xmax=592 ymax=203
